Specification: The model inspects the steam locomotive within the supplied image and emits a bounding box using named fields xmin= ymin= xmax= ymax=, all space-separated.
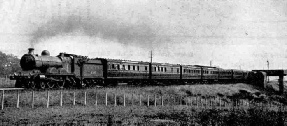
xmin=10 ymin=48 xmax=250 ymax=89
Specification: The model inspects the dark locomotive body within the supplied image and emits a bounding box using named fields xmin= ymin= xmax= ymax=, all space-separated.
xmin=10 ymin=48 xmax=250 ymax=89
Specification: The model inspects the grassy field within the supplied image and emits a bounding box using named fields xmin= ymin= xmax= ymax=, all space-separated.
xmin=1 ymin=105 xmax=286 ymax=125
xmin=1 ymin=81 xmax=287 ymax=125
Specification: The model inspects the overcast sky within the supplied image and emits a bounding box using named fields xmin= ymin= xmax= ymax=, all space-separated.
xmin=0 ymin=0 xmax=287 ymax=70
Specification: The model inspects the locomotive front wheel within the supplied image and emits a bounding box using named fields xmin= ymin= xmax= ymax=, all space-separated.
xmin=28 ymin=81 xmax=36 ymax=89
xmin=47 ymin=81 xmax=55 ymax=89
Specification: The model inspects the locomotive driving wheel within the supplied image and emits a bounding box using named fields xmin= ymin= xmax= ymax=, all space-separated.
xmin=47 ymin=81 xmax=55 ymax=89
xmin=57 ymin=80 xmax=65 ymax=89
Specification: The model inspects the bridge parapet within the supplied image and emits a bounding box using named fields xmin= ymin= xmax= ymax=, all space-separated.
xmin=252 ymin=70 xmax=287 ymax=94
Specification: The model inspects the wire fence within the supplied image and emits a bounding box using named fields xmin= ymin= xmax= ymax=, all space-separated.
xmin=0 ymin=89 xmax=286 ymax=111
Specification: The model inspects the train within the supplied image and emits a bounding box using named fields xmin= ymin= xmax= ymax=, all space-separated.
xmin=10 ymin=48 xmax=252 ymax=89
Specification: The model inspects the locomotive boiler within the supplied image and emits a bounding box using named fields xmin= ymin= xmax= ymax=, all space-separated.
xmin=20 ymin=48 xmax=62 ymax=71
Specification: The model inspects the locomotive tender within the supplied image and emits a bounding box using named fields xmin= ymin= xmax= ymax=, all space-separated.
xmin=10 ymin=48 xmax=250 ymax=89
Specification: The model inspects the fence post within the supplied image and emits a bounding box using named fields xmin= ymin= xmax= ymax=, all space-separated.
xmin=131 ymin=94 xmax=133 ymax=106
xmin=219 ymin=97 xmax=221 ymax=109
xmin=16 ymin=90 xmax=20 ymax=108
xmin=123 ymin=94 xmax=126 ymax=106
xmin=173 ymin=96 xmax=176 ymax=105
xmin=73 ymin=91 xmax=76 ymax=106
xmin=205 ymin=98 xmax=207 ymax=108
xmin=167 ymin=95 xmax=169 ymax=106
xmin=1 ymin=90 xmax=4 ymax=110
xmin=114 ymin=94 xmax=117 ymax=106
xmin=46 ymin=90 xmax=50 ymax=108
xmin=195 ymin=96 xmax=198 ymax=108
xmin=95 ymin=93 xmax=98 ymax=106
xmin=212 ymin=96 xmax=217 ymax=108
xmin=161 ymin=95 xmax=163 ymax=106
xmin=31 ymin=91 xmax=35 ymax=108
xmin=147 ymin=95 xmax=150 ymax=106
xmin=139 ymin=94 xmax=142 ymax=106
xmin=154 ymin=95 xmax=157 ymax=107
xmin=84 ymin=91 xmax=87 ymax=106
xmin=60 ymin=90 xmax=63 ymax=107
xmin=180 ymin=95 xmax=182 ymax=105
xmin=105 ymin=92 xmax=108 ymax=106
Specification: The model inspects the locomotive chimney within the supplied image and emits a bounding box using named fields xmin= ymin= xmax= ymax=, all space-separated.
xmin=28 ymin=48 xmax=34 ymax=54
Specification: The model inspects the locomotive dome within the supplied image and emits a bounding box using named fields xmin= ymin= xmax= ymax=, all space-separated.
xmin=41 ymin=50 xmax=50 ymax=56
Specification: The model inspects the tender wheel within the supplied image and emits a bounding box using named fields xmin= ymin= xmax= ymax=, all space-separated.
xmin=39 ymin=81 xmax=46 ymax=89
xmin=47 ymin=81 xmax=55 ymax=89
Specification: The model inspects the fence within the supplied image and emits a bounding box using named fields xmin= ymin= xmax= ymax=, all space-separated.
xmin=0 ymin=89 xmax=286 ymax=111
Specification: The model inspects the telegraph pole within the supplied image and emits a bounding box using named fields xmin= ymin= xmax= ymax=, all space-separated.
xmin=267 ymin=60 xmax=269 ymax=82
xmin=210 ymin=60 xmax=212 ymax=67
xmin=149 ymin=51 xmax=153 ymax=83
xmin=150 ymin=51 xmax=153 ymax=63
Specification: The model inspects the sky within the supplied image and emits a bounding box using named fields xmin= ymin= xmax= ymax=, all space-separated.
xmin=0 ymin=0 xmax=287 ymax=70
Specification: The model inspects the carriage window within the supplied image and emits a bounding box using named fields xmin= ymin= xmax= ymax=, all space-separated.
xmin=133 ymin=65 xmax=135 ymax=70
xmin=177 ymin=68 xmax=179 ymax=73
xmin=161 ymin=67 xmax=163 ymax=72
xmin=117 ymin=65 xmax=120 ymax=70
xmin=128 ymin=65 xmax=130 ymax=70
xmin=122 ymin=65 xmax=125 ymax=70
xmin=145 ymin=66 xmax=148 ymax=71
xmin=164 ymin=67 xmax=167 ymax=72
xmin=137 ymin=66 xmax=139 ymax=71
xmin=154 ymin=67 xmax=156 ymax=71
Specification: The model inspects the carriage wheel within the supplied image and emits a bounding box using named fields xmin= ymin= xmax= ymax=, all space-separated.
xmin=39 ymin=81 xmax=46 ymax=89
xmin=47 ymin=81 xmax=55 ymax=89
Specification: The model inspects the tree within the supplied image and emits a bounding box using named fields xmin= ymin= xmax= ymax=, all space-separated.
xmin=0 ymin=51 xmax=21 ymax=77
